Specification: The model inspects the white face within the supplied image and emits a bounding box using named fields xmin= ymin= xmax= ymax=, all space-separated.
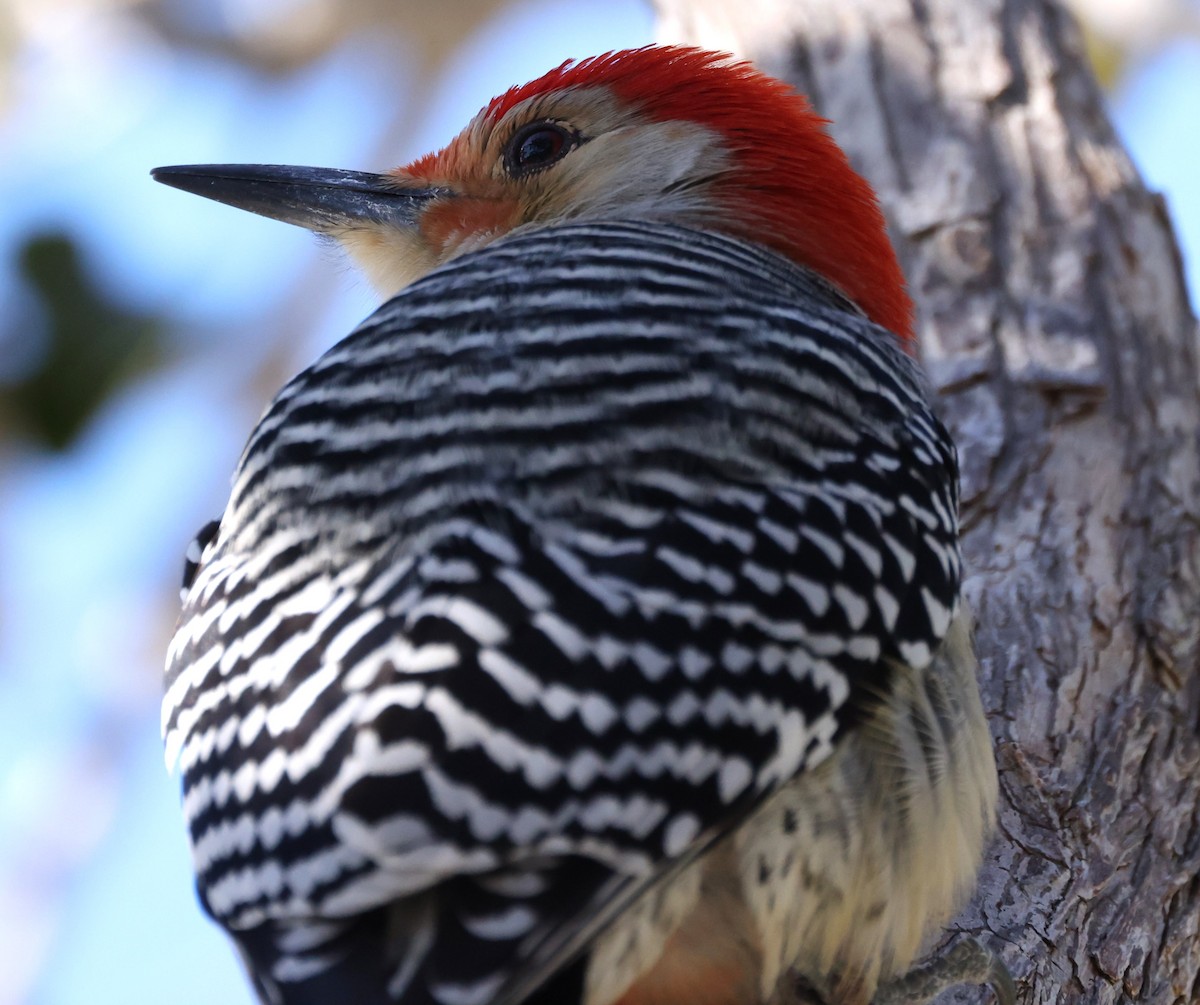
xmin=328 ymin=86 xmax=735 ymax=299
xmin=329 ymin=223 xmax=441 ymax=298
xmin=508 ymin=88 xmax=734 ymax=227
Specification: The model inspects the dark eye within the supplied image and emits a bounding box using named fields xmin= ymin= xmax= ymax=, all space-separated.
xmin=506 ymin=122 xmax=575 ymax=175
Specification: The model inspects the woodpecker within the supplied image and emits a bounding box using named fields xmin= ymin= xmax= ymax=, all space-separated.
xmin=155 ymin=46 xmax=1012 ymax=1005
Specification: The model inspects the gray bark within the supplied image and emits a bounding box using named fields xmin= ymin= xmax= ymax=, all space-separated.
xmin=653 ymin=1 xmax=1200 ymax=1002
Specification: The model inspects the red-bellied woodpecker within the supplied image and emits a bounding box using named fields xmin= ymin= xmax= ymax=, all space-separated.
xmin=155 ymin=45 xmax=1012 ymax=1005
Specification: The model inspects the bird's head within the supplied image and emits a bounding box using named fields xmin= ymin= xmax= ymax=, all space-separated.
xmin=154 ymin=45 xmax=913 ymax=342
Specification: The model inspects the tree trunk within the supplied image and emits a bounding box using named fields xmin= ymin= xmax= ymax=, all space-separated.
xmin=653 ymin=1 xmax=1200 ymax=1002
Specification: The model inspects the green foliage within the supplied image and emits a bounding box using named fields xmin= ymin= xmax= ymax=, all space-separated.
xmin=1 ymin=233 xmax=167 ymax=450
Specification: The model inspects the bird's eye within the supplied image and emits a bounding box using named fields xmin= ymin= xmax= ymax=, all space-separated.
xmin=506 ymin=122 xmax=576 ymax=175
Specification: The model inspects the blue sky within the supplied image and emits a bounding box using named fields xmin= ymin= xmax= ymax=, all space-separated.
xmin=0 ymin=4 xmax=1195 ymax=1004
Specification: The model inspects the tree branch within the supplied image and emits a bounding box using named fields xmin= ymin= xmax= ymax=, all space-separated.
xmin=654 ymin=1 xmax=1200 ymax=1001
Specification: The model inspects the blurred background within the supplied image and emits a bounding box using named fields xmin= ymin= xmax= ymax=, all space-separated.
xmin=0 ymin=0 xmax=1194 ymax=1002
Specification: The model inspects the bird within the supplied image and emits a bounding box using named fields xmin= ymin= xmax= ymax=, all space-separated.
xmin=155 ymin=44 xmax=1012 ymax=1005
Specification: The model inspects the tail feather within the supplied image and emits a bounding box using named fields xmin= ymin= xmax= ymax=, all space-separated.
xmin=230 ymin=859 xmax=616 ymax=1005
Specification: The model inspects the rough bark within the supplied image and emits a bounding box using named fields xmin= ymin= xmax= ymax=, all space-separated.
xmin=653 ymin=1 xmax=1200 ymax=1002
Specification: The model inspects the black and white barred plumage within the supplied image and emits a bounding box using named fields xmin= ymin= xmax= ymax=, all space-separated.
xmin=163 ymin=221 xmax=965 ymax=1005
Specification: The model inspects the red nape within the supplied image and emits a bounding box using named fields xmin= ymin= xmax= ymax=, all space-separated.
xmin=486 ymin=45 xmax=915 ymax=345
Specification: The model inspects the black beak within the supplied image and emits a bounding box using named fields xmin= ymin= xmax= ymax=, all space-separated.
xmin=151 ymin=164 xmax=448 ymax=232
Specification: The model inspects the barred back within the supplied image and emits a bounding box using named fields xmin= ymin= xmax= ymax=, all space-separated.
xmin=163 ymin=221 xmax=960 ymax=1005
